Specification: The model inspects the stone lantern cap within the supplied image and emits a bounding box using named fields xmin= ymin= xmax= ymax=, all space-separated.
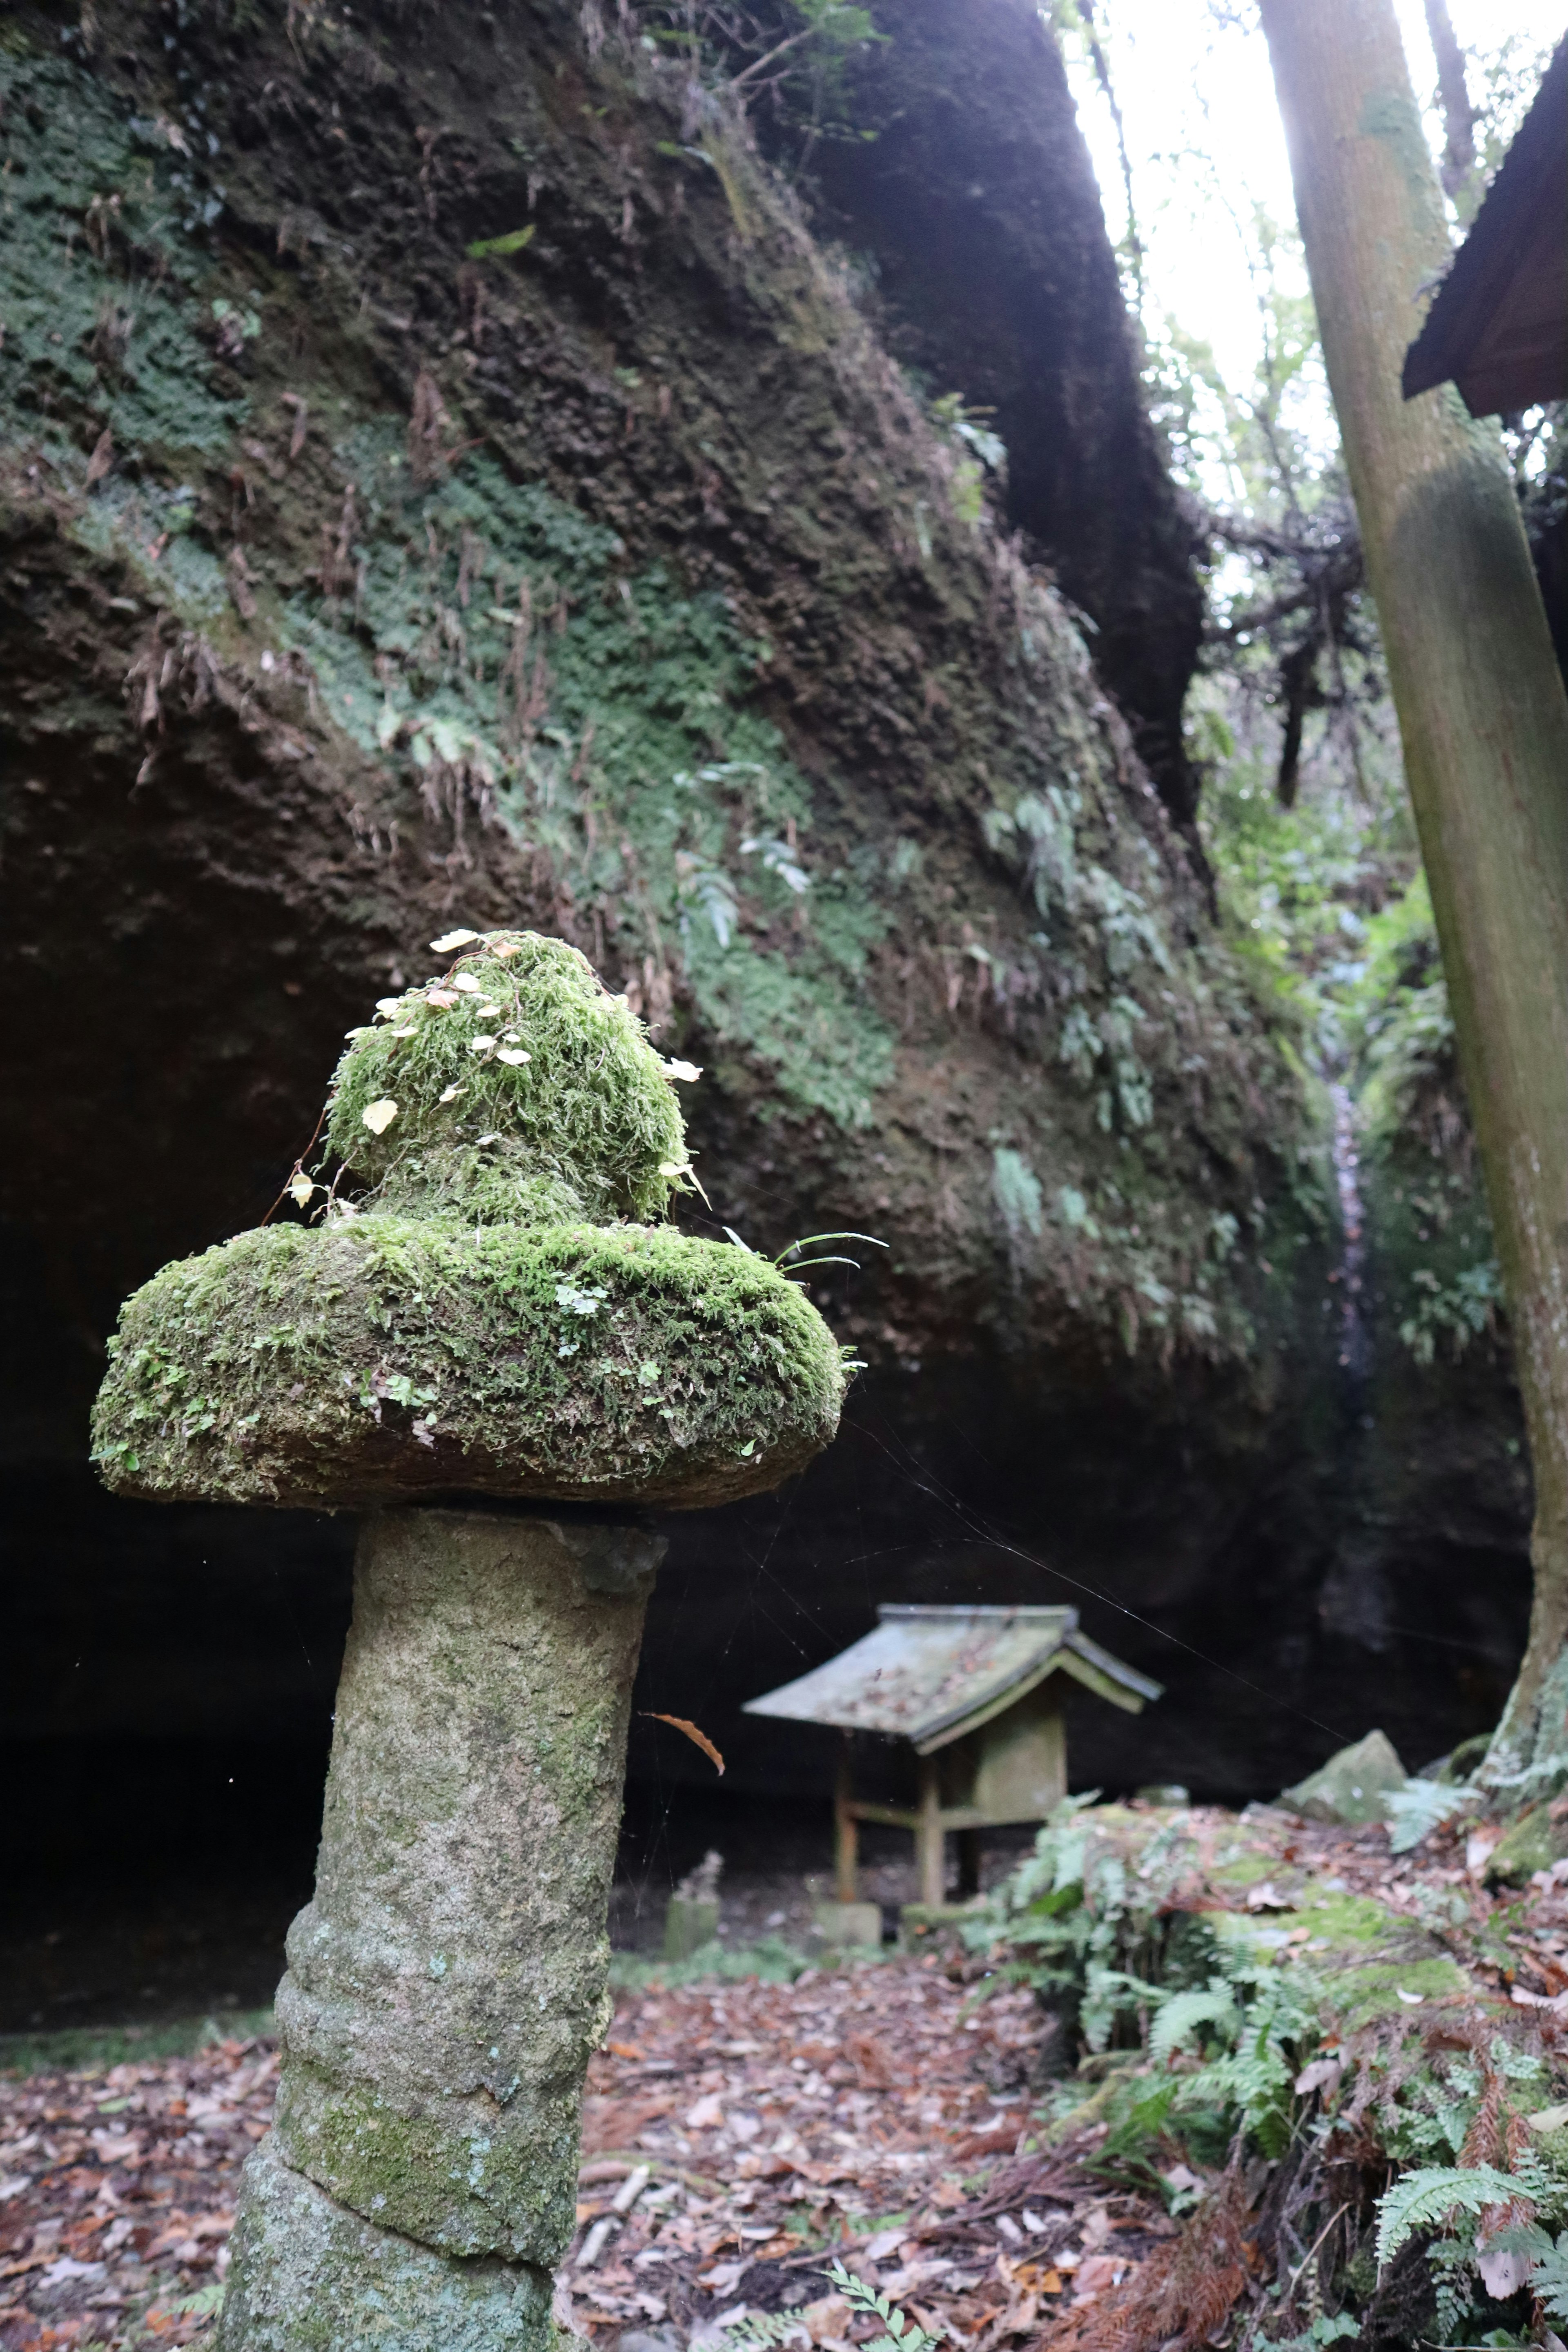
xmin=91 ymin=929 xmax=847 ymax=1510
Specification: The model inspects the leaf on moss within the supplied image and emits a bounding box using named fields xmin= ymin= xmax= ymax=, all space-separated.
xmin=361 ymin=1099 xmax=399 ymax=1135
xmin=431 ymin=929 xmax=481 ymax=952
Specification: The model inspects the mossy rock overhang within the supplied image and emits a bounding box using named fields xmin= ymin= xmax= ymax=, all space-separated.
xmin=91 ymin=1213 xmax=844 ymax=1510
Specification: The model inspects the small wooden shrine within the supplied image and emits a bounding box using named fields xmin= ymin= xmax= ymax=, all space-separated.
xmin=745 ymin=1604 xmax=1162 ymax=1909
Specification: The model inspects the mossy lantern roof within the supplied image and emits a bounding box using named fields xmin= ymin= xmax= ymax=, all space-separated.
xmin=92 ymin=930 xmax=847 ymax=1511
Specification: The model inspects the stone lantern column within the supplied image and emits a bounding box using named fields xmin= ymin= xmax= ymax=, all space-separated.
xmin=92 ymin=929 xmax=846 ymax=2350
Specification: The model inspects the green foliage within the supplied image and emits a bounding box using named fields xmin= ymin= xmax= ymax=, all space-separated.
xmin=0 ymin=53 xmax=245 ymax=468
xmin=327 ymin=931 xmax=689 ymax=1226
xmin=465 ymin=224 xmax=535 ymax=260
xmin=1375 ymin=2159 xmax=1556 ymax=2266
xmin=822 ymin=2258 xmax=941 ymax=2352
xmin=724 ymin=2312 xmax=811 ymax=2350
xmin=634 ymin=0 xmax=885 ymax=156
xmin=965 ymin=1799 xmax=1218 ymax=2054
xmin=1342 ymin=874 xmax=1505 ymax=1364
xmin=606 ymin=1936 xmax=819 ymax=1991
xmin=285 ymin=430 xmax=897 ymax=1133
xmin=1490 ymin=2223 xmax=1568 ymax=2325
xmin=1345 ymin=874 xmax=1452 ymax=1132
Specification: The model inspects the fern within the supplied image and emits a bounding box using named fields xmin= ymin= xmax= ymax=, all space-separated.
xmin=1484 ymin=2223 xmax=1568 ymax=2325
xmin=1149 ymin=1983 xmax=1241 ymax=2062
xmin=1374 ymin=2162 xmax=1545 ymax=2264
xmin=724 ymin=2315 xmax=811 ymax=2350
xmin=822 ymin=2258 xmax=942 ymax=2352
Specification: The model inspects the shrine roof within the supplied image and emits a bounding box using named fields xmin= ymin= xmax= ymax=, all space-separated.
xmin=743 ymin=1604 xmax=1162 ymax=1755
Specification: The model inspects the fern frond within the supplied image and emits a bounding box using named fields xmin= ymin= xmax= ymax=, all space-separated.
xmin=823 ymin=2261 xmax=940 ymax=2352
xmin=1374 ymin=2162 xmax=1532 ymax=2263
xmin=724 ymin=2314 xmax=811 ymax=2350
xmin=1149 ymin=1984 xmax=1241 ymax=2062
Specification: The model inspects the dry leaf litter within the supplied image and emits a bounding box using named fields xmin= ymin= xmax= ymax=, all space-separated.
xmin=6 ymin=1805 xmax=1568 ymax=2350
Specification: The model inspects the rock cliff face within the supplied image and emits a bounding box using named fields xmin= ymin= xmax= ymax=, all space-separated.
xmin=0 ymin=0 xmax=1526 ymax=1858
xmin=775 ymin=0 xmax=1207 ymax=835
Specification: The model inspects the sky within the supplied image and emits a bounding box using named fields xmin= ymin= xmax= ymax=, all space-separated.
xmin=1060 ymin=0 xmax=1565 ymax=460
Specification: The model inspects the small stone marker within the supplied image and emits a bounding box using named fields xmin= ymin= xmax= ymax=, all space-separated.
xmin=91 ymin=931 xmax=848 ymax=2351
xmin=664 ymin=1849 xmax=724 ymax=1960
xmin=812 ymin=1899 xmax=883 ymax=1950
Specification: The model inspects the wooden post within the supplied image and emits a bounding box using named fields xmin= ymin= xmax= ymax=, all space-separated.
xmin=834 ymin=1738 xmax=859 ymax=1902
xmin=915 ymin=1752 xmax=945 ymax=1909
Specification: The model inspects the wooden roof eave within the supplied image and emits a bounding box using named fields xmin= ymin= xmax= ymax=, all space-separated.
xmin=912 ymin=1630 xmax=1163 ymax=1753
xmin=1402 ymin=36 xmax=1568 ymax=417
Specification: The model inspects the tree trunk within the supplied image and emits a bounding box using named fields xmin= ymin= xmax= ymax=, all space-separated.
xmin=1259 ymin=0 xmax=1568 ymax=1800
xmin=1422 ymin=0 xmax=1478 ymax=209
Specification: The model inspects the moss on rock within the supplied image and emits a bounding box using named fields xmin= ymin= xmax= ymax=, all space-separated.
xmin=92 ymin=935 xmax=845 ymax=1508
xmin=327 ymin=931 xmax=689 ymax=1226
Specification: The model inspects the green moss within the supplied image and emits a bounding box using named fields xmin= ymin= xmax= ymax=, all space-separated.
xmin=282 ymin=428 xmax=897 ymax=1133
xmin=0 ymin=54 xmax=247 ymax=468
xmin=93 ymin=1209 xmax=844 ymax=1508
xmin=1349 ymin=875 xmax=1504 ymax=1364
xmin=327 ymin=931 xmax=688 ymax=1224
xmin=274 ymin=2060 xmax=577 ymax=2263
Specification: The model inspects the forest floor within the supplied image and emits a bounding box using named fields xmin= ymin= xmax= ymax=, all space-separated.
xmin=2 ymin=1806 xmax=1562 ymax=2352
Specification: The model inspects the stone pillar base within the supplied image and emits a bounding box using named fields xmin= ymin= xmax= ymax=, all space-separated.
xmin=218 ymin=2141 xmax=555 ymax=2352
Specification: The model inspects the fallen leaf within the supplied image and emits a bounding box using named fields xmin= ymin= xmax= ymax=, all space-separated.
xmin=85 ymin=428 xmax=114 ymax=487
xmin=431 ymin=929 xmax=481 ymax=952
xmin=361 ymin=1098 xmax=399 ymax=1135
xmin=1478 ymin=2237 xmax=1530 ymax=2298
xmin=452 ymin=972 xmax=483 ymax=993
xmin=427 ymin=990 xmax=459 ymax=1010
xmin=642 ymin=1713 xmax=724 ymax=1775
xmin=497 ymin=1047 xmax=531 ymax=1065
xmin=685 ymin=2094 xmax=726 ymax=2130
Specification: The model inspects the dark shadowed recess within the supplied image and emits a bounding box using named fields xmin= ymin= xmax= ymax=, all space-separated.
xmin=768 ymin=0 xmax=1207 ymax=837
xmin=4 ymin=1327 xmax=1532 ymax=2031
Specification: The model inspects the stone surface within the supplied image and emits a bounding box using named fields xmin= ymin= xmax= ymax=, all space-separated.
xmin=812 ymin=1900 xmax=884 ymax=1951
xmin=92 ymin=935 xmax=845 ymax=1512
xmin=663 ymin=1897 xmax=721 ymax=1960
xmin=1281 ymin=1730 xmax=1408 ymax=1826
xmin=216 ymin=2140 xmax=553 ymax=2352
xmin=270 ymin=1509 xmax=663 ymax=2263
xmin=1483 ymin=1800 xmax=1568 ymax=1886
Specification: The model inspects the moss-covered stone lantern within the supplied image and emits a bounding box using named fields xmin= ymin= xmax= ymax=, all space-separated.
xmin=91 ymin=929 xmax=847 ymax=2350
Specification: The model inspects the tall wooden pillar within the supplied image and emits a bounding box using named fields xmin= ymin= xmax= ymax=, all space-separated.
xmin=834 ymin=1738 xmax=859 ymax=1902
xmin=915 ymin=1752 xmax=945 ymax=1909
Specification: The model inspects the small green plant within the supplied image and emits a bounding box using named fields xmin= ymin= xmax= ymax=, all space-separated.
xmin=723 ymin=2314 xmax=810 ymax=2349
xmin=1375 ymin=2160 xmax=1557 ymax=2266
xmin=466 ymin=224 xmax=536 ymax=260
xmin=822 ymin=2259 xmax=942 ymax=2352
